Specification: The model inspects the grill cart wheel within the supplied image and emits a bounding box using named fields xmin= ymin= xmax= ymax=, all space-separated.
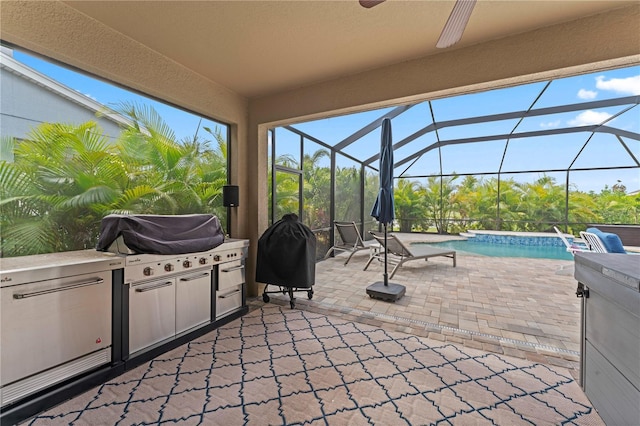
xmin=308 ymin=290 xmax=314 ymax=300
xmin=263 ymin=293 xmax=270 ymax=303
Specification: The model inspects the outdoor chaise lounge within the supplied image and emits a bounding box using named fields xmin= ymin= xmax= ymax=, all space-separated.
xmin=364 ymin=231 xmax=456 ymax=278
xmin=579 ymin=231 xmax=610 ymax=253
xmin=324 ymin=221 xmax=369 ymax=265
xmin=556 ymin=226 xmax=629 ymax=254
xmin=582 ymin=227 xmax=632 ymax=254
xmin=580 ymin=227 xmax=629 ymax=254
xmin=554 ymin=226 xmax=590 ymax=256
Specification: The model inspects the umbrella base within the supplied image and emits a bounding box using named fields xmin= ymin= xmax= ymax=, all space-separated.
xmin=366 ymin=282 xmax=406 ymax=302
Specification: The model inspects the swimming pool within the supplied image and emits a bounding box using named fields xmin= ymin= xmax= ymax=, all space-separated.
xmin=421 ymin=231 xmax=574 ymax=260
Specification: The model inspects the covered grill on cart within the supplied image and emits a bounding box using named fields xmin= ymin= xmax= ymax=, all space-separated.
xmin=256 ymin=213 xmax=316 ymax=308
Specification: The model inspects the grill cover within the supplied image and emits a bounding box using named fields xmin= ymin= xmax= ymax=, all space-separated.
xmin=96 ymin=214 xmax=224 ymax=255
xmin=256 ymin=213 xmax=316 ymax=288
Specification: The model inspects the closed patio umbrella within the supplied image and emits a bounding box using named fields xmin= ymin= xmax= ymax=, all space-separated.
xmin=366 ymin=118 xmax=406 ymax=301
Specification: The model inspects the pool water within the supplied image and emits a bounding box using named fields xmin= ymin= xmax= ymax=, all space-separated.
xmin=425 ymin=239 xmax=574 ymax=260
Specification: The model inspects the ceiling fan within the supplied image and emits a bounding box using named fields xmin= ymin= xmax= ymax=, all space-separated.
xmin=359 ymin=0 xmax=477 ymax=49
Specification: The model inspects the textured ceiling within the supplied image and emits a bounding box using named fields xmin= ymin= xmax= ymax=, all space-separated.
xmin=63 ymin=0 xmax=634 ymax=99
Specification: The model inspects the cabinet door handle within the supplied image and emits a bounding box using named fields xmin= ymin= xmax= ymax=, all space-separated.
xmin=219 ymin=289 xmax=241 ymax=299
xmin=135 ymin=281 xmax=173 ymax=292
xmin=13 ymin=278 xmax=104 ymax=299
xmin=179 ymin=272 xmax=210 ymax=281
xmin=221 ymin=265 xmax=244 ymax=273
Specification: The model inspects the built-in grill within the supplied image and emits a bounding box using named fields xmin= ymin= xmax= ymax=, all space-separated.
xmin=97 ymin=214 xmax=248 ymax=357
xmin=115 ymin=241 xmax=247 ymax=356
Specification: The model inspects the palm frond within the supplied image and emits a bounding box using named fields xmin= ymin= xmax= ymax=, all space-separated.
xmin=1 ymin=218 xmax=61 ymax=256
xmin=0 ymin=136 xmax=16 ymax=162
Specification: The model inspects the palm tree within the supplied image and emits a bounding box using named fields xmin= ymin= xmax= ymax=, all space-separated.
xmin=595 ymin=183 xmax=639 ymax=225
xmin=514 ymin=175 xmax=565 ymax=231
xmin=452 ymin=175 xmax=479 ymax=232
xmin=1 ymin=103 xmax=229 ymax=257
xmin=110 ymin=102 xmax=228 ymax=217
xmin=335 ymin=165 xmax=361 ymax=222
xmin=422 ymin=175 xmax=459 ymax=234
xmin=302 ymin=149 xmax=331 ymax=229
xmin=394 ymin=178 xmax=426 ymax=232
xmin=1 ymin=122 xmax=127 ymax=256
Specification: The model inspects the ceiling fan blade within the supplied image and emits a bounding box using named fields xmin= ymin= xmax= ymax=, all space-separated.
xmin=436 ymin=0 xmax=477 ymax=49
xmin=359 ymin=0 xmax=385 ymax=8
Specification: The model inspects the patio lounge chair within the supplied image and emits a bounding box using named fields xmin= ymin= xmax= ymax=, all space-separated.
xmin=579 ymin=231 xmax=609 ymax=253
xmin=364 ymin=231 xmax=456 ymax=278
xmin=324 ymin=221 xmax=369 ymax=265
xmin=581 ymin=227 xmax=630 ymax=254
xmin=553 ymin=226 xmax=589 ymax=256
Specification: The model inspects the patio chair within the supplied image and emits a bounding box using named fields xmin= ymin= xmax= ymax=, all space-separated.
xmin=579 ymin=231 xmax=609 ymax=253
xmin=553 ymin=226 xmax=589 ymax=256
xmin=584 ymin=227 xmax=630 ymax=253
xmin=324 ymin=221 xmax=369 ymax=265
xmin=364 ymin=231 xmax=456 ymax=278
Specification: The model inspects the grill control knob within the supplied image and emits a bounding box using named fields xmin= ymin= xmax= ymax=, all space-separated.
xmin=183 ymin=260 xmax=192 ymax=268
xmin=199 ymin=257 xmax=208 ymax=265
xmin=164 ymin=263 xmax=174 ymax=272
xmin=143 ymin=267 xmax=154 ymax=276
xmin=213 ymin=255 xmax=221 ymax=262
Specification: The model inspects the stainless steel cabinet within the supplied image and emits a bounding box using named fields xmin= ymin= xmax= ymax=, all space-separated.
xmin=176 ymin=270 xmax=212 ymax=335
xmin=574 ymin=253 xmax=640 ymax=426
xmin=129 ymin=269 xmax=213 ymax=355
xmin=129 ymin=278 xmax=176 ymax=354
xmin=1 ymin=270 xmax=112 ymax=406
xmin=216 ymin=260 xmax=245 ymax=320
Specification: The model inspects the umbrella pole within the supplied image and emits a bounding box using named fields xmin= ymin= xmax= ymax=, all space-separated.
xmin=365 ymin=222 xmax=405 ymax=302
xmin=383 ymin=223 xmax=389 ymax=286
xmin=365 ymin=117 xmax=405 ymax=302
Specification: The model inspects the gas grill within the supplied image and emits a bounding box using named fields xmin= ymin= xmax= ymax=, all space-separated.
xmin=97 ymin=214 xmax=247 ymax=357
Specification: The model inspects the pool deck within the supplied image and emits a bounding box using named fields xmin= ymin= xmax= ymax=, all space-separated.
xmin=252 ymin=232 xmax=584 ymax=379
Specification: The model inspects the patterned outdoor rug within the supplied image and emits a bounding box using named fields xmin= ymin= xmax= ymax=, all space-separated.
xmin=25 ymin=305 xmax=602 ymax=425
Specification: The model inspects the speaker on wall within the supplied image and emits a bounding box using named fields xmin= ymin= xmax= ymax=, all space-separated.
xmin=223 ymin=185 xmax=239 ymax=207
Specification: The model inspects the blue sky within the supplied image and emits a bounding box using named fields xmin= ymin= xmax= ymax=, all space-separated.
xmin=13 ymin=50 xmax=226 ymax=144
xmin=289 ymin=66 xmax=640 ymax=193
xmin=12 ymin=50 xmax=640 ymax=193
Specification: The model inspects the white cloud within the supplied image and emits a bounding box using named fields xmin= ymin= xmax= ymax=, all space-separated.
xmin=577 ymin=89 xmax=597 ymax=100
xmin=595 ymin=75 xmax=640 ymax=95
xmin=540 ymin=120 xmax=561 ymax=128
xmin=568 ymin=110 xmax=612 ymax=126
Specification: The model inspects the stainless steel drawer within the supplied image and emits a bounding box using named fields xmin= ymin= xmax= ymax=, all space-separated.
xmin=129 ymin=278 xmax=176 ymax=354
xmin=176 ymin=270 xmax=211 ymax=335
xmin=216 ymin=284 xmax=243 ymax=319
xmin=218 ymin=260 xmax=244 ymax=291
xmin=1 ymin=271 xmax=112 ymax=387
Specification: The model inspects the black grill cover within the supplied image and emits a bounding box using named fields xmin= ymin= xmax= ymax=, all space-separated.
xmin=256 ymin=213 xmax=316 ymax=288
xmin=96 ymin=214 xmax=224 ymax=255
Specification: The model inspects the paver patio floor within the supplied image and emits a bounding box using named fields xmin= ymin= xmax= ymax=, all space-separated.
xmin=253 ymin=233 xmax=582 ymax=379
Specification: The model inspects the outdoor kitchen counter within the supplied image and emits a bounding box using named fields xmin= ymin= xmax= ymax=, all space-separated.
xmin=1 ymin=239 xmax=248 ymax=287
xmin=0 ymin=250 xmax=125 ymax=287
xmin=574 ymin=253 xmax=639 ymax=426
xmin=0 ymin=239 xmax=249 ymax=425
